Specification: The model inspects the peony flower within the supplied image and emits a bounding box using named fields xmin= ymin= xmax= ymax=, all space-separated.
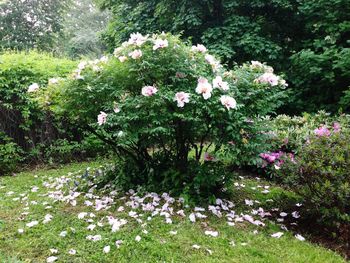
xmin=250 ymin=61 xmax=264 ymax=69
xmin=141 ymin=86 xmax=158 ymax=97
xmin=128 ymin=32 xmax=148 ymax=46
xmin=205 ymin=54 xmax=220 ymax=71
xmin=213 ymin=76 xmax=229 ymax=90
xmin=174 ymin=92 xmax=190 ymax=107
xmin=28 ymin=83 xmax=39 ymax=93
xmin=129 ymin=49 xmax=142 ymax=59
xmin=255 ymin=73 xmax=280 ymax=86
xmin=97 ymin=111 xmax=108 ymax=126
xmin=118 ymin=56 xmax=127 ymax=63
xmin=153 ymin=39 xmax=169 ymax=50
xmin=220 ymin=95 xmax=237 ymax=110
xmin=195 ymin=77 xmax=212 ymax=99
xmin=191 ymin=44 xmax=207 ymax=53
xmin=314 ymin=126 xmax=331 ymax=137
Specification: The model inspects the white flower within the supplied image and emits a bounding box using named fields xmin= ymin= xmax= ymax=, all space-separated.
xmin=295 ymin=234 xmax=305 ymax=241
xmin=97 ymin=111 xmax=107 ymax=126
xmin=271 ymin=232 xmax=284 ymax=238
xmin=141 ymin=85 xmax=158 ymax=97
xmin=18 ymin=228 xmax=24 ymax=234
xmin=255 ymin=73 xmax=280 ymax=86
xmin=135 ymin=235 xmax=141 ymax=242
xmin=28 ymin=83 xmax=39 ymax=93
xmin=103 ymin=245 xmax=111 ymax=253
xmin=174 ymin=92 xmax=190 ymax=107
xmin=220 ymin=95 xmax=237 ymax=110
xmin=280 ymin=212 xmax=288 ymax=217
xmin=129 ymin=49 xmax=142 ymax=59
xmin=26 ymin=221 xmax=39 ymax=227
xmin=195 ymin=77 xmax=212 ymax=99
xmin=213 ymin=76 xmax=229 ymax=90
xmin=153 ymin=39 xmax=169 ymax=50
xmin=128 ymin=32 xmax=148 ymax=46
xmin=191 ymin=44 xmax=207 ymax=53
xmin=47 ymin=256 xmax=58 ymax=263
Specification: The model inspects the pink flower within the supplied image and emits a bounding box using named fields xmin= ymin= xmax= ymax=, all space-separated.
xmin=97 ymin=112 xmax=107 ymax=126
xmin=195 ymin=77 xmax=212 ymax=99
xmin=174 ymin=92 xmax=190 ymax=107
xmin=255 ymin=73 xmax=280 ymax=86
xmin=128 ymin=32 xmax=147 ymax=46
xmin=129 ymin=50 xmax=142 ymax=59
xmin=220 ymin=95 xmax=237 ymax=110
xmin=333 ymin=122 xmax=341 ymax=133
xmin=28 ymin=83 xmax=39 ymax=92
xmin=141 ymin=86 xmax=158 ymax=97
xmin=213 ymin=76 xmax=229 ymax=91
xmin=118 ymin=56 xmax=127 ymax=62
xmin=314 ymin=126 xmax=331 ymax=137
xmin=191 ymin=44 xmax=207 ymax=53
xmin=153 ymin=39 xmax=169 ymax=50
xmin=205 ymin=54 xmax=219 ymax=70
xmin=204 ymin=152 xmax=215 ymax=161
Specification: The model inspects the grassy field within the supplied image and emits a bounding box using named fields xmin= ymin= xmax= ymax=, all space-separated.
xmin=0 ymin=161 xmax=346 ymax=263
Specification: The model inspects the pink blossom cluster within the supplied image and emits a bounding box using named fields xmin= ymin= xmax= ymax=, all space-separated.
xmin=314 ymin=123 xmax=341 ymax=137
xmin=260 ymin=151 xmax=295 ymax=169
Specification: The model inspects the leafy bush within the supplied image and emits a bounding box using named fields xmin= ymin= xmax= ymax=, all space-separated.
xmin=0 ymin=132 xmax=23 ymax=175
xmin=258 ymin=112 xmax=350 ymax=175
xmin=47 ymin=33 xmax=287 ymax=197
xmin=275 ymin=123 xmax=350 ymax=233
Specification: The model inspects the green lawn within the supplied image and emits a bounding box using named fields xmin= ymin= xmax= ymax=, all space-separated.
xmin=0 ymin=161 xmax=346 ymax=263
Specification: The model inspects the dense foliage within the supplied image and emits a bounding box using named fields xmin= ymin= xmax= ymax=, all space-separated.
xmin=98 ymin=0 xmax=350 ymax=113
xmin=45 ymin=33 xmax=287 ymax=197
xmin=0 ymin=51 xmax=106 ymax=174
xmin=0 ymin=0 xmax=70 ymax=51
xmin=275 ymin=120 xmax=350 ymax=234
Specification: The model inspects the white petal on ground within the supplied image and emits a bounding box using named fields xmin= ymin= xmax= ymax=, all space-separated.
xmin=271 ymin=232 xmax=284 ymax=238
xmin=295 ymin=234 xmax=305 ymax=241
xmin=103 ymin=245 xmax=111 ymax=253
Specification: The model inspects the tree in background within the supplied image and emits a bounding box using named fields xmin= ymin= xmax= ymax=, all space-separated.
xmin=58 ymin=0 xmax=110 ymax=58
xmin=98 ymin=0 xmax=350 ymax=113
xmin=0 ymin=0 xmax=70 ymax=51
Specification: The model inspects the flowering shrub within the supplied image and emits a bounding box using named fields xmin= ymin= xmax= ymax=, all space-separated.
xmin=47 ymin=33 xmax=287 ymax=196
xmin=259 ymin=112 xmax=350 ymax=176
xmin=275 ymin=124 xmax=350 ymax=235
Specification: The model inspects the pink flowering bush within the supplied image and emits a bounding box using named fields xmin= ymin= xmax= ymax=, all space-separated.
xmin=46 ymin=33 xmax=287 ymax=196
xmin=274 ymin=125 xmax=350 ymax=235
